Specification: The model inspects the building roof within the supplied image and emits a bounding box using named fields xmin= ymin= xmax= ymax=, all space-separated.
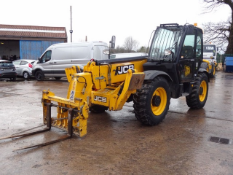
xmin=0 ymin=24 xmax=67 ymax=40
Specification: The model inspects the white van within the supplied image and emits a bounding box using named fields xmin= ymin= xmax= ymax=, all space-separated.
xmin=32 ymin=41 xmax=109 ymax=80
xmin=203 ymin=44 xmax=217 ymax=62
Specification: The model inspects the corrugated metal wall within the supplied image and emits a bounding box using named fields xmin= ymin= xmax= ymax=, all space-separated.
xmin=19 ymin=40 xmax=62 ymax=60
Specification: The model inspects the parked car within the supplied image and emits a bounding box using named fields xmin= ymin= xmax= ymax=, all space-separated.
xmin=0 ymin=60 xmax=17 ymax=80
xmin=13 ymin=59 xmax=35 ymax=79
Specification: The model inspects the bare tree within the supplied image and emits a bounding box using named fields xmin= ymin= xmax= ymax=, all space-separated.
xmin=203 ymin=0 xmax=233 ymax=54
xmin=203 ymin=21 xmax=230 ymax=52
xmin=112 ymin=45 xmax=126 ymax=53
xmin=123 ymin=37 xmax=139 ymax=52
xmin=137 ymin=46 xmax=149 ymax=53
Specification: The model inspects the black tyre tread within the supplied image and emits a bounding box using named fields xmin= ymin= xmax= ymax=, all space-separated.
xmin=35 ymin=70 xmax=44 ymax=81
xmin=186 ymin=73 xmax=208 ymax=109
xmin=133 ymin=77 xmax=170 ymax=126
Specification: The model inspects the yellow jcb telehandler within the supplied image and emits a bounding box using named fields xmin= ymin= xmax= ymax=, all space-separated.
xmin=201 ymin=58 xmax=217 ymax=78
xmin=1 ymin=23 xmax=209 ymax=150
xmin=42 ymin=24 xmax=209 ymax=137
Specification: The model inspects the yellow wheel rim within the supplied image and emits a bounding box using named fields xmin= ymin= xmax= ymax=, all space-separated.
xmin=151 ymin=87 xmax=167 ymax=115
xmin=199 ymin=80 xmax=207 ymax=102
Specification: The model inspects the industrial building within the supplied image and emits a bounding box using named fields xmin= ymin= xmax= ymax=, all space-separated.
xmin=0 ymin=24 xmax=67 ymax=60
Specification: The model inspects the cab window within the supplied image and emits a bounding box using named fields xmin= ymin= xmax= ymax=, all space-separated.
xmin=195 ymin=36 xmax=202 ymax=58
xmin=181 ymin=35 xmax=195 ymax=59
xmin=195 ymin=30 xmax=203 ymax=58
xmin=41 ymin=51 xmax=52 ymax=63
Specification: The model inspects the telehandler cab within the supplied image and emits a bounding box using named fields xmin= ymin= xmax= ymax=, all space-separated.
xmin=1 ymin=23 xmax=209 ymax=150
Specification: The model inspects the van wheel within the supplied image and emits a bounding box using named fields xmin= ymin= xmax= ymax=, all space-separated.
xmin=35 ymin=70 xmax=45 ymax=81
xmin=54 ymin=77 xmax=61 ymax=80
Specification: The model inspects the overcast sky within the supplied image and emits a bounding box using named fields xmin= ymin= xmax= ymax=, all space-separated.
xmin=1 ymin=0 xmax=231 ymax=48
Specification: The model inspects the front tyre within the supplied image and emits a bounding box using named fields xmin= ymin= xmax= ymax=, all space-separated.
xmin=186 ymin=73 xmax=208 ymax=109
xmin=133 ymin=77 xmax=170 ymax=126
xmin=35 ymin=70 xmax=45 ymax=81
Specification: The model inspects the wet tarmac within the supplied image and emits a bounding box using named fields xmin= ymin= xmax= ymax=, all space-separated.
xmin=0 ymin=71 xmax=233 ymax=175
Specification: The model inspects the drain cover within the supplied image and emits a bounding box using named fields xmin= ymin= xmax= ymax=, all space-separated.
xmin=219 ymin=138 xmax=230 ymax=144
xmin=209 ymin=136 xmax=230 ymax=144
xmin=210 ymin=136 xmax=220 ymax=143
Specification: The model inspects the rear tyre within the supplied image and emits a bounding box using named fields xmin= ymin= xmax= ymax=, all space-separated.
xmin=133 ymin=77 xmax=170 ymax=126
xmin=35 ymin=70 xmax=45 ymax=81
xmin=186 ymin=73 xmax=208 ymax=109
xmin=89 ymin=105 xmax=108 ymax=113
xmin=23 ymin=71 xmax=30 ymax=79
xmin=54 ymin=77 xmax=61 ymax=80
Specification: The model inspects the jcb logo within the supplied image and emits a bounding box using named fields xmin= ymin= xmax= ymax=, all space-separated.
xmin=115 ymin=64 xmax=134 ymax=75
xmin=94 ymin=96 xmax=107 ymax=103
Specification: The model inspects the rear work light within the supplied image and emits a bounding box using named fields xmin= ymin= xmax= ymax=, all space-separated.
xmin=28 ymin=63 xmax=32 ymax=68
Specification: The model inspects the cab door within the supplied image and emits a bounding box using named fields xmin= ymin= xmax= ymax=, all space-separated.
xmin=39 ymin=50 xmax=53 ymax=76
xmin=179 ymin=28 xmax=203 ymax=82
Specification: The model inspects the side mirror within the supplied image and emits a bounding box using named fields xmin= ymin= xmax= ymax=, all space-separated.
xmin=164 ymin=49 xmax=172 ymax=55
xmin=109 ymin=36 xmax=116 ymax=49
